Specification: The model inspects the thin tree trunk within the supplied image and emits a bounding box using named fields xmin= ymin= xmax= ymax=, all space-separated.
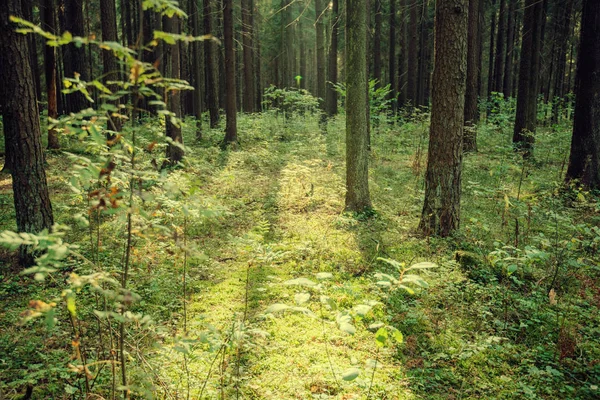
xmin=398 ymin=0 xmax=409 ymax=106
xmin=164 ymin=14 xmax=184 ymax=163
xmin=373 ymin=0 xmax=383 ymax=87
xmin=316 ymin=0 xmax=327 ymax=109
xmin=492 ymin=0 xmax=506 ymax=93
xmin=502 ymin=0 xmax=515 ymax=97
xmin=407 ymin=0 xmax=419 ymax=105
xmin=204 ymin=0 xmax=220 ymax=127
xmin=192 ymin=0 xmax=204 ymax=137
xmin=487 ymin=0 xmax=496 ymax=99
xmin=42 ymin=0 xmax=60 ymax=149
xmin=100 ymin=0 xmax=122 ymax=133
xmin=223 ymin=0 xmax=238 ymax=144
xmin=242 ymin=0 xmax=256 ymax=112
xmin=64 ymin=0 xmax=89 ymax=113
xmin=464 ymin=0 xmax=481 ymax=152
xmin=326 ymin=0 xmax=339 ymax=116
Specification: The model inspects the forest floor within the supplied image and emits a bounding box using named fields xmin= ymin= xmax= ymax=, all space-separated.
xmin=1 ymin=111 xmax=600 ymax=399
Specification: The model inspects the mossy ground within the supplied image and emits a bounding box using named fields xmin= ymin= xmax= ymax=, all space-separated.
xmin=0 ymin=111 xmax=599 ymax=399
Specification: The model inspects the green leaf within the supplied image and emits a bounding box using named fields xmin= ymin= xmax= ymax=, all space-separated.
xmin=66 ymin=296 xmax=77 ymax=317
xmin=294 ymin=292 xmax=310 ymax=305
xmin=406 ymin=262 xmax=437 ymax=271
xmin=315 ymin=272 xmax=333 ymax=280
xmin=392 ymin=328 xmax=403 ymax=344
xmin=368 ymin=322 xmax=385 ymax=331
xmin=353 ymin=304 xmax=372 ymax=316
xmin=341 ymin=367 xmax=360 ymax=381
xmin=339 ymin=322 xmax=356 ymax=335
xmin=375 ymin=327 xmax=388 ymax=347
xmin=265 ymin=303 xmax=289 ymax=313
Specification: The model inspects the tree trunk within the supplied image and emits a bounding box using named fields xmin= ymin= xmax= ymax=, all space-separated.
xmin=502 ymin=0 xmax=515 ymax=98
xmin=373 ymin=0 xmax=383 ymax=87
xmin=551 ymin=0 xmax=574 ymax=124
xmin=492 ymin=0 xmax=506 ymax=93
xmin=398 ymin=0 xmax=409 ymax=106
xmin=388 ymin=0 xmax=397 ymax=113
xmin=0 ymin=0 xmax=55 ymax=266
xmin=407 ymin=0 xmax=419 ymax=105
xmin=63 ymin=0 xmax=89 ymax=113
xmin=242 ymin=0 xmax=256 ymax=112
xmin=315 ymin=0 xmax=326 ymax=109
xmin=204 ymin=0 xmax=220 ymax=127
xmin=223 ymin=0 xmax=237 ymax=144
xmin=326 ymin=0 xmax=339 ymax=116
xmin=100 ymin=0 xmax=122 ymax=133
xmin=419 ymin=0 xmax=468 ymax=237
xmin=22 ymin=0 xmax=42 ymax=103
xmin=41 ymin=0 xmax=60 ymax=149
xmin=513 ymin=0 xmax=544 ymax=157
xmin=191 ymin=0 xmax=204 ymax=138
xmin=164 ymin=14 xmax=184 ymax=163
xmin=345 ymin=0 xmax=371 ymax=212
xmin=464 ymin=0 xmax=481 ymax=151
xmin=565 ymin=0 xmax=600 ymax=188
xmin=487 ymin=0 xmax=496 ymax=99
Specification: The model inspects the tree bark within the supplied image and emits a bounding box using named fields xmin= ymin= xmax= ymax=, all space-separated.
xmin=513 ymin=0 xmax=544 ymax=157
xmin=0 ymin=0 xmax=54 ymax=266
xmin=492 ymin=0 xmax=506 ymax=93
xmin=398 ymin=0 xmax=409 ymax=106
xmin=502 ymin=0 xmax=515 ymax=98
xmin=345 ymin=0 xmax=372 ymax=212
xmin=63 ymin=0 xmax=89 ymax=113
xmin=41 ymin=0 xmax=60 ymax=149
xmin=464 ymin=0 xmax=481 ymax=152
xmin=191 ymin=0 xmax=204 ymax=137
xmin=373 ymin=0 xmax=383 ymax=87
xmin=242 ymin=0 xmax=256 ymax=112
xmin=407 ymin=0 xmax=419 ymax=105
xmin=100 ymin=0 xmax=122 ymax=133
xmin=315 ymin=0 xmax=326 ymax=110
xmin=163 ymin=14 xmax=184 ymax=163
xmin=419 ymin=0 xmax=468 ymax=237
xmin=388 ymin=0 xmax=397 ymax=113
xmin=565 ymin=0 xmax=600 ymax=188
xmin=223 ymin=0 xmax=238 ymax=144
xmin=326 ymin=0 xmax=339 ymax=116
xmin=204 ymin=0 xmax=220 ymax=127
xmin=487 ymin=0 xmax=496 ymax=99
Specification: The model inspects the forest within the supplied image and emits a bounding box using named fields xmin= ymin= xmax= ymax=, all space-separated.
xmin=0 ymin=0 xmax=599 ymax=398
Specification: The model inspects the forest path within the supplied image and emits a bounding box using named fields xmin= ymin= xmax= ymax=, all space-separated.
xmin=158 ymin=116 xmax=417 ymax=399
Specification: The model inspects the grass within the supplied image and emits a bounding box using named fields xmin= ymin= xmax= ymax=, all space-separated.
xmin=0 ymin=109 xmax=599 ymax=399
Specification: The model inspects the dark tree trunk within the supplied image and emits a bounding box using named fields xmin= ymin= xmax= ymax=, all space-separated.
xmin=345 ymin=0 xmax=371 ymax=212
xmin=223 ymin=0 xmax=237 ymax=144
xmin=22 ymin=0 xmax=42 ymax=102
xmin=163 ymin=14 xmax=184 ymax=163
xmin=100 ymin=0 xmax=122 ymax=133
xmin=254 ymin=4 xmax=262 ymax=111
xmin=487 ymin=0 xmax=496 ymax=99
xmin=388 ymin=0 xmax=397 ymax=113
xmin=398 ymin=0 xmax=408 ymax=106
xmin=416 ymin=0 xmax=430 ymax=106
xmin=373 ymin=0 xmax=383 ymax=87
xmin=191 ymin=0 xmax=204 ymax=138
xmin=551 ymin=0 xmax=574 ymax=124
xmin=63 ymin=0 xmax=89 ymax=113
xmin=502 ymin=0 xmax=515 ymax=98
xmin=565 ymin=0 xmax=600 ymax=188
xmin=492 ymin=0 xmax=506 ymax=93
xmin=464 ymin=0 xmax=481 ymax=152
xmin=407 ymin=0 xmax=418 ymax=105
xmin=513 ymin=0 xmax=544 ymax=157
xmin=242 ymin=0 xmax=256 ymax=112
xmin=0 ymin=0 xmax=54 ymax=266
xmin=419 ymin=0 xmax=468 ymax=237
xmin=41 ymin=0 xmax=60 ymax=149
xmin=326 ymin=0 xmax=339 ymax=116
xmin=204 ymin=0 xmax=220 ymax=128
xmin=315 ymin=0 xmax=326 ymax=109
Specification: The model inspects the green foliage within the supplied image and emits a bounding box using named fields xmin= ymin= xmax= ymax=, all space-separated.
xmin=262 ymin=85 xmax=319 ymax=116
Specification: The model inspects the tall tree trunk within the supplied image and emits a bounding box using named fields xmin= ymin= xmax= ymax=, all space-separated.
xmin=192 ymin=0 xmax=204 ymax=137
xmin=551 ymin=0 xmax=574 ymax=124
xmin=513 ymin=0 xmax=544 ymax=157
xmin=565 ymin=0 xmax=600 ymax=188
xmin=223 ymin=0 xmax=237 ymax=144
xmin=242 ymin=0 xmax=256 ymax=112
xmin=204 ymin=0 xmax=220 ymax=127
xmin=502 ymin=0 xmax=515 ymax=98
xmin=63 ymin=0 xmax=89 ymax=113
xmin=398 ymin=0 xmax=409 ymax=106
xmin=22 ymin=0 xmax=42 ymax=102
xmin=373 ymin=0 xmax=383 ymax=87
xmin=254 ymin=3 xmax=262 ymax=111
xmin=326 ymin=0 xmax=339 ymax=116
xmin=487 ymin=0 xmax=496 ymax=99
xmin=388 ymin=0 xmax=397 ymax=113
xmin=416 ymin=0 xmax=429 ymax=106
xmin=492 ymin=0 xmax=506 ymax=93
xmin=315 ymin=0 xmax=326 ymax=109
xmin=345 ymin=0 xmax=371 ymax=212
xmin=164 ymin=14 xmax=184 ymax=163
xmin=419 ymin=0 xmax=468 ymax=237
xmin=41 ymin=0 xmax=60 ymax=149
xmin=100 ymin=0 xmax=122 ymax=133
xmin=407 ymin=0 xmax=418 ymax=105
xmin=464 ymin=0 xmax=481 ymax=152
xmin=0 ymin=0 xmax=55 ymax=266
